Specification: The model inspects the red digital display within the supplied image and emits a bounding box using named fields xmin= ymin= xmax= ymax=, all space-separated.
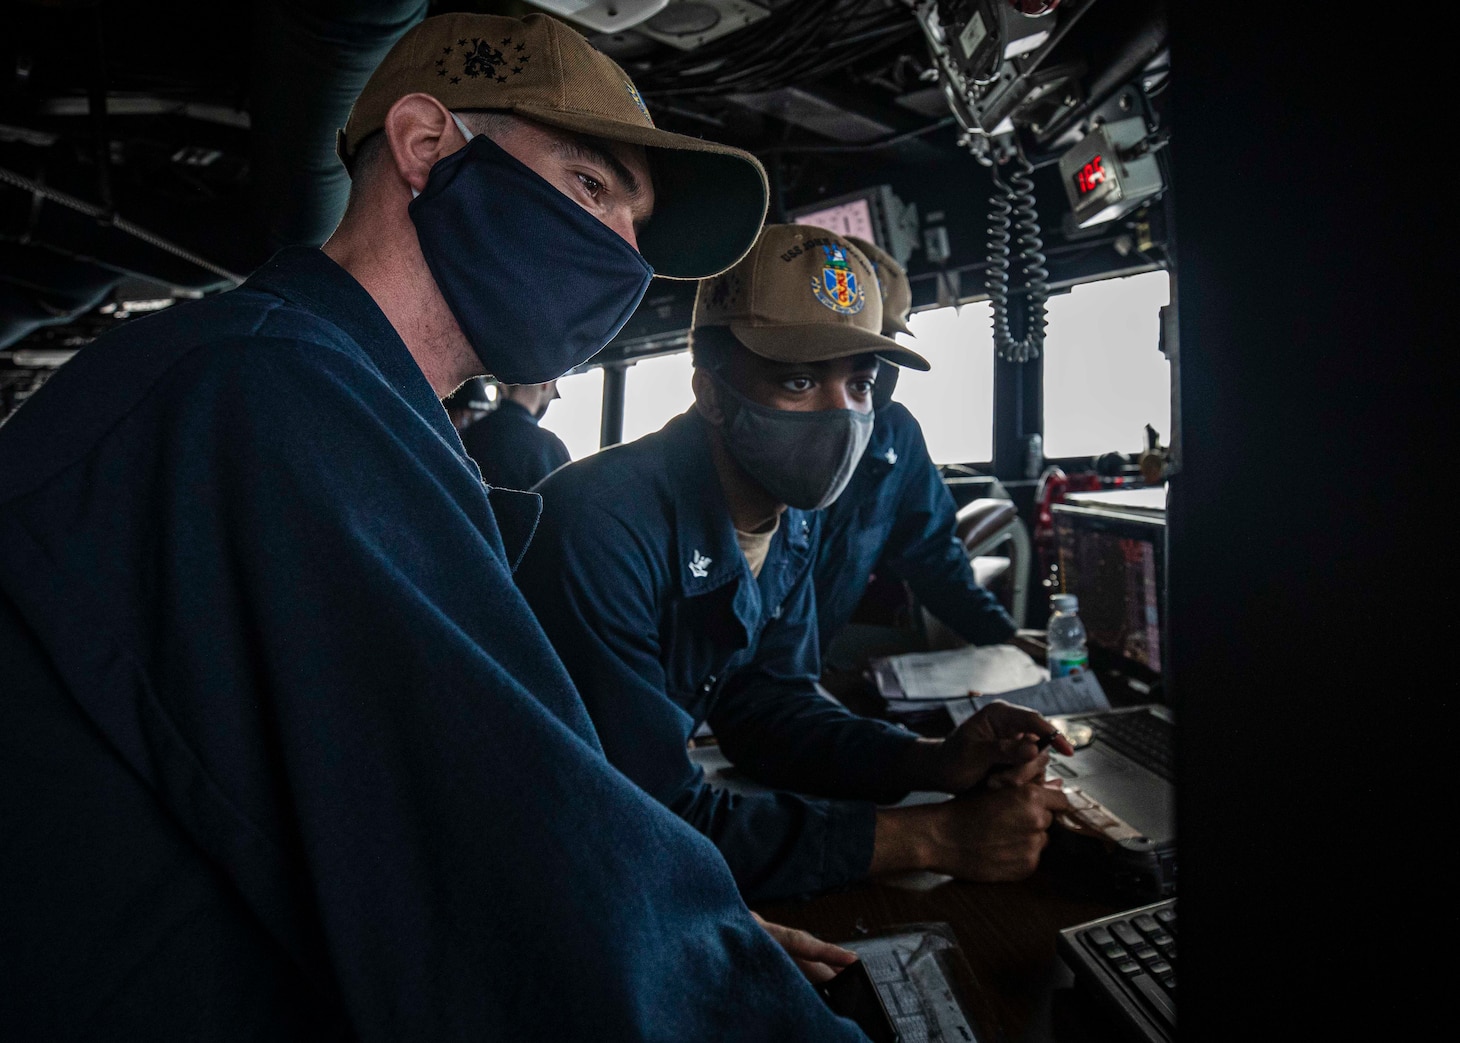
xmin=1075 ymin=154 xmax=1107 ymax=195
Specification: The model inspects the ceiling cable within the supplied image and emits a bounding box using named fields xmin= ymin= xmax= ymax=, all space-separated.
xmin=0 ymin=165 xmax=244 ymax=286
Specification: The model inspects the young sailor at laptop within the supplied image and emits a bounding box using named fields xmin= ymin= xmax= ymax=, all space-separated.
xmin=815 ymin=236 xmax=1017 ymax=656
xmin=516 ymin=225 xmax=1074 ymax=903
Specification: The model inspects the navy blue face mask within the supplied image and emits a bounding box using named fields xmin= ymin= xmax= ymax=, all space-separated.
xmin=409 ymin=116 xmax=653 ymax=385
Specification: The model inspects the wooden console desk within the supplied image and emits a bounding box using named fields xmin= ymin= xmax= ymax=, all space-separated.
xmin=752 ymin=651 xmax=1162 ymax=1043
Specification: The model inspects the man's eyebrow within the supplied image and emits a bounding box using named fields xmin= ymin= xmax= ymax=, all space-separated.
xmin=553 ymin=135 xmax=644 ymax=200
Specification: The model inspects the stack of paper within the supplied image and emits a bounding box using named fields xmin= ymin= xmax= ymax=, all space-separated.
xmin=871 ymin=644 xmax=1048 ymax=701
xmin=869 ymin=645 xmax=1110 ymax=727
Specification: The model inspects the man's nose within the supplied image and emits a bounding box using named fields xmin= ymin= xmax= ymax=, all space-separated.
xmin=604 ymin=209 xmax=640 ymax=253
xmin=815 ymin=384 xmax=859 ymax=411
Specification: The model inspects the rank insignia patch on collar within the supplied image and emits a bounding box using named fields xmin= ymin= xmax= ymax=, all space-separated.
xmin=689 ymin=550 xmax=712 ymax=578
xmin=811 ymin=244 xmax=865 ymax=315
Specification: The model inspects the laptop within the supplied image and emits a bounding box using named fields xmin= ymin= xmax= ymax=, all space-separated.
xmin=1043 ymin=702 xmax=1177 ymax=900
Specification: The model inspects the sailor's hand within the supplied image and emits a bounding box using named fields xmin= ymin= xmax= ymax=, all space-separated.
xmin=922 ymin=780 xmax=1072 ymax=881
xmin=931 ymin=699 xmax=1075 ymax=793
xmin=751 ymin=912 xmax=858 ymax=984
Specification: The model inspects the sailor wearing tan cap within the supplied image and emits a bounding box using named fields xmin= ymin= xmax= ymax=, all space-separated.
xmin=518 ymin=225 xmax=1074 ymax=905
xmin=0 ymin=12 xmax=872 ymax=1042
xmin=814 ymin=236 xmax=1017 ymax=661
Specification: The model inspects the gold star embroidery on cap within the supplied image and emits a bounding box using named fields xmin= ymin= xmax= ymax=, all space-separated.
xmin=706 ymin=271 xmax=742 ymax=312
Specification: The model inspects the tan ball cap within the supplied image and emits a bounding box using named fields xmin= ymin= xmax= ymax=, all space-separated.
xmin=846 ymin=235 xmax=915 ymax=338
xmin=693 ymin=224 xmax=931 ymax=371
xmin=337 ymin=11 xmax=768 ymax=281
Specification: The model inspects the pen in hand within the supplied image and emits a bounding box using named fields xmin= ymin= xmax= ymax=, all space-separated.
xmin=961 ymin=731 xmax=1063 ymax=796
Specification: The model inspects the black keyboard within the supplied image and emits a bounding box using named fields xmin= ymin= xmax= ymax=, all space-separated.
xmin=1057 ymin=898 xmax=1176 ymax=1043
xmin=1087 ymin=709 xmax=1174 ymax=781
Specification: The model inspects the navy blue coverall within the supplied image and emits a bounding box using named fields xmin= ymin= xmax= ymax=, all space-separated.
xmin=516 ymin=410 xmax=925 ymax=904
xmin=460 ymin=397 xmax=571 ymax=491
xmin=0 ymin=248 xmax=867 ymax=1042
xmin=815 ymin=402 xmax=1016 ymax=654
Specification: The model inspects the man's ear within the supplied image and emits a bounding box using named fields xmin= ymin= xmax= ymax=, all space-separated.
xmin=383 ymin=93 xmax=465 ymax=196
xmin=691 ymin=368 xmax=725 ymax=426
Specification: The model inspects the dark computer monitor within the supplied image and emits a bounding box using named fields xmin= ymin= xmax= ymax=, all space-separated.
xmin=1051 ymin=502 xmax=1166 ymax=683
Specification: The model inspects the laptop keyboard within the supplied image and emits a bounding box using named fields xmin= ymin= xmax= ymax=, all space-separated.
xmin=1087 ymin=710 xmax=1174 ymax=781
xmin=1058 ymin=898 xmax=1176 ymax=1043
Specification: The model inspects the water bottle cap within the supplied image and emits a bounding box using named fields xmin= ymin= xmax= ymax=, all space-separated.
xmin=1051 ymin=593 xmax=1079 ymax=613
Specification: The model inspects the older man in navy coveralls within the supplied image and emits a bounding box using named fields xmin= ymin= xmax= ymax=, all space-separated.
xmin=0 ymin=13 xmax=870 ymax=1041
xmin=517 ymin=225 xmax=1074 ymax=906
xmin=815 ymin=235 xmax=1016 ymax=657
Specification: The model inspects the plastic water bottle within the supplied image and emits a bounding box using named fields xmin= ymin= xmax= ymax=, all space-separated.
xmin=1047 ymin=594 xmax=1089 ymax=678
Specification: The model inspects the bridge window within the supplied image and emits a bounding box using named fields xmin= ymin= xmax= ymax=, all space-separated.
xmin=538 ymin=366 xmax=604 ymax=461
xmin=1041 ymin=270 xmax=1172 ymax=460
xmin=622 ymin=350 xmax=696 ymax=445
xmin=895 ymin=303 xmax=996 ymax=465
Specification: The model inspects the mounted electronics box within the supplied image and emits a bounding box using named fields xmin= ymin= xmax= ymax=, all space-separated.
xmin=941 ymin=0 xmax=1057 ymax=85
xmin=1058 ymin=117 xmax=1164 ymax=228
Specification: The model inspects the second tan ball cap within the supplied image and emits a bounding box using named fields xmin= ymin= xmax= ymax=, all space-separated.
xmin=846 ymin=235 xmax=915 ymax=338
xmin=694 ymin=224 xmax=930 ymax=371
xmin=338 ymin=11 xmax=768 ymax=281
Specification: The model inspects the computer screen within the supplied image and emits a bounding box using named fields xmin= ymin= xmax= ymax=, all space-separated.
xmin=1052 ymin=506 xmax=1164 ymax=677
xmin=791 ymin=197 xmax=877 ymax=243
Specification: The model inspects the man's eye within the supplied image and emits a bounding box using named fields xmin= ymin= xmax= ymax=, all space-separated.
xmin=851 ymin=379 xmax=876 ymax=395
xmin=782 ymin=377 xmax=814 ymax=392
xmin=577 ymin=173 xmax=604 ymax=198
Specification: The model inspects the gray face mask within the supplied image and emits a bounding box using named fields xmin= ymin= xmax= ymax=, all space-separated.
xmin=712 ymin=376 xmax=875 ymax=510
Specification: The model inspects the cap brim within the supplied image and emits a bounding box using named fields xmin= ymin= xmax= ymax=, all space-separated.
xmin=509 ymin=103 xmax=768 ymax=281
xmin=729 ymin=320 xmax=931 ymax=372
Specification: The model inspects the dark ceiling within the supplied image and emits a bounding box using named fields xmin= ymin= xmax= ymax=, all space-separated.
xmin=1 ymin=0 xmax=1169 ymax=412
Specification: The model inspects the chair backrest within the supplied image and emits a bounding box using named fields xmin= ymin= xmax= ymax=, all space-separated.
xmin=829 ymin=497 xmax=1031 ymax=669
xmin=920 ymin=497 xmax=1031 ymax=648
xmin=954 ymin=498 xmax=1019 ymax=555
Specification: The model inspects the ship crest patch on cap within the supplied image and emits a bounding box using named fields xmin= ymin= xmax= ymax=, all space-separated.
xmin=811 ymin=244 xmax=865 ymax=315
xmin=435 ymin=36 xmax=532 ymax=85
xmin=626 ymin=82 xmax=653 ymax=125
